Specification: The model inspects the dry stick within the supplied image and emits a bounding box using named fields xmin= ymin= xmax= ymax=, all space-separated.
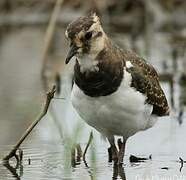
xmin=179 ymin=157 xmax=185 ymax=172
xmin=3 ymin=86 xmax=56 ymax=162
xmin=3 ymin=0 xmax=62 ymax=163
xmin=40 ymin=0 xmax=65 ymax=140
xmin=41 ymin=0 xmax=64 ymax=89
xmin=83 ymin=131 xmax=93 ymax=162
xmin=42 ymin=0 xmax=64 ymax=64
xmin=3 ymin=163 xmax=20 ymax=180
xmin=76 ymin=144 xmax=82 ymax=161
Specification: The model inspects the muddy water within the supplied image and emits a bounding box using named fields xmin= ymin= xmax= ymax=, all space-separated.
xmin=0 ymin=28 xmax=186 ymax=179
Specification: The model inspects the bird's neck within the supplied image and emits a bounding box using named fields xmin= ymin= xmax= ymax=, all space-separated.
xmin=74 ymin=41 xmax=124 ymax=97
xmin=76 ymin=35 xmax=111 ymax=74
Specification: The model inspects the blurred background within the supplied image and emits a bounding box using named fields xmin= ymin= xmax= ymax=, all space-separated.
xmin=0 ymin=0 xmax=186 ymax=179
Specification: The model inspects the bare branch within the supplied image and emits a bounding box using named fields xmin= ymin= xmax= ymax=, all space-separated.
xmin=83 ymin=131 xmax=93 ymax=162
xmin=41 ymin=0 xmax=64 ymax=91
xmin=2 ymin=85 xmax=56 ymax=162
xmin=179 ymin=157 xmax=186 ymax=172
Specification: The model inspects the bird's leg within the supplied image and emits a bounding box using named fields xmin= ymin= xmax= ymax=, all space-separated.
xmin=117 ymin=137 xmax=127 ymax=165
xmin=107 ymin=136 xmax=118 ymax=163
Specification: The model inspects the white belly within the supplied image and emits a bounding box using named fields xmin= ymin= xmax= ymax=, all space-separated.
xmin=71 ymin=71 xmax=157 ymax=138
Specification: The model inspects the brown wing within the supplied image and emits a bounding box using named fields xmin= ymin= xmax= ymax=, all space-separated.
xmin=123 ymin=51 xmax=170 ymax=116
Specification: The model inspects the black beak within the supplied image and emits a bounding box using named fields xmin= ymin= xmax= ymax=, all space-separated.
xmin=65 ymin=44 xmax=79 ymax=64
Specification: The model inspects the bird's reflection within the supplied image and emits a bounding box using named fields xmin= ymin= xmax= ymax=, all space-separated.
xmin=82 ymin=159 xmax=127 ymax=180
xmin=112 ymin=164 xmax=126 ymax=180
xmin=71 ymin=145 xmax=126 ymax=180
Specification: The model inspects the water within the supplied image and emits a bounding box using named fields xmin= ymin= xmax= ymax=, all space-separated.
xmin=0 ymin=27 xmax=186 ymax=179
xmin=1 ymin=120 xmax=186 ymax=180
xmin=0 ymin=80 xmax=186 ymax=180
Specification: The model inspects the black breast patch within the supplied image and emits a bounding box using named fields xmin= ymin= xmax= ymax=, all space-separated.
xmin=74 ymin=61 xmax=123 ymax=97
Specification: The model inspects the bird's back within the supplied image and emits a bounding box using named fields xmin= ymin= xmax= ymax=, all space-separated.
xmin=120 ymin=49 xmax=170 ymax=116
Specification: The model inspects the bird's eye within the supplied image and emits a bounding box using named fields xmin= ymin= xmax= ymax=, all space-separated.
xmin=85 ymin=31 xmax=92 ymax=40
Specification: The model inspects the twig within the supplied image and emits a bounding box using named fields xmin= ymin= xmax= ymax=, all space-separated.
xmin=76 ymin=144 xmax=82 ymax=162
xmin=2 ymin=85 xmax=56 ymax=162
xmin=40 ymin=0 xmax=65 ymax=141
xmin=18 ymin=148 xmax=23 ymax=162
xmin=42 ymin=0 xmax=64 ymax=65
xmin=179 ymin=157 xmax=185 ymax=172
xmin=3 ymin=162 xmax=20 ymax=180
xmin=71 ymin=144 xmax=82 ymax=167
xmin=71 ymin=144 xmax=76 ymax=168
xmin=41 ymin=0 xmax=64 ymax=90
xmin=83 ymin=131 xmax=93 ymax=162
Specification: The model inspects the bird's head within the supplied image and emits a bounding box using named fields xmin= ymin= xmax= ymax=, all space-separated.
xmin=65 ymin=13 xmax=106 ymax=64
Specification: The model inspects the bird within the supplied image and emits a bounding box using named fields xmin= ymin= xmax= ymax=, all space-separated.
xmin=65 ymin=13 xmax=170 ymax=165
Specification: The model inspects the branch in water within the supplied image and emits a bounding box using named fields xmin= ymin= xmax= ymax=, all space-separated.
xmin=2 ymin=85 xmax=56 ymax=163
